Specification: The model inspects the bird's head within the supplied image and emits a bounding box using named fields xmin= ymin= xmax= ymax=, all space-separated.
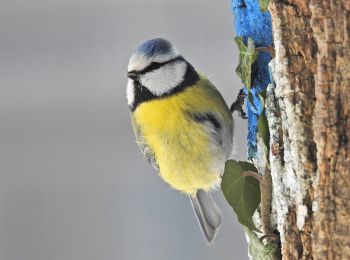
xmin=126 ymin=38 xmax=189 ymax=107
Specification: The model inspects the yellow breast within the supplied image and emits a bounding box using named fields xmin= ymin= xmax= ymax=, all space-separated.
xmin=133 ymin=78 xmax=231 ymax=195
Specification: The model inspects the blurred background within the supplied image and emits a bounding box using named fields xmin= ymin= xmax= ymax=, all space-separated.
xmin=0 ymin=0 xmax=248 ymax=259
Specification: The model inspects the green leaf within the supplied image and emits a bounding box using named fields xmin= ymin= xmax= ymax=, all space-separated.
xmin=244 ymin=228 xmax=278 ymax=260
xmin=258 ymin=110 xmax=270 ymax=149
xmin=221 ymin=160 xmax=261 ymax=231
xmin=258 ymin=89 xmax=270 ymax=150
xmin=235 ymin=37 xmax=259 ymax=91
xmin=248 ymin=91 xmax=257 ymax=110
xmin=238 ymin=161 xmax=259 ymax=173
xmin=258 ymin=89 xmax=267 ymax=107
xmin=258 ymin=0 xmax=270 ymax=12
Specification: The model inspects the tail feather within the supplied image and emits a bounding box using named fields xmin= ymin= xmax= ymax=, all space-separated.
xmin=189 ymin=189 xmax=222 ymax=243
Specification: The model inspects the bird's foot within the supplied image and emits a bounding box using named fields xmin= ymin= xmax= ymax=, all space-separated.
xmin=230 ymin=88 xmax=247 ymax=119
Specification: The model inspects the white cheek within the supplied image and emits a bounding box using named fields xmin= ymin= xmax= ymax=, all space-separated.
xmin=140 ymin=61 xmax=187 ymax=95
xmin=126 ymin=80 xmax=135 ymax=106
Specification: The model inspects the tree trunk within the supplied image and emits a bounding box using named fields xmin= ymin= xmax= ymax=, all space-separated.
xmin=267 ymin=0 xmax=350 ymax=259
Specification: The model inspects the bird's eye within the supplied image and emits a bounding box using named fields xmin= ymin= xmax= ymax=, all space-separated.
xmin=140 ymin=57 xmax=180 ymax=74
xmin=147 ymin=62 xmax=162 ymax=71
xmin=150 ymin=62 xmax=163 ymax=70
xmin=138 ymin=62 xmax=163 ymax=74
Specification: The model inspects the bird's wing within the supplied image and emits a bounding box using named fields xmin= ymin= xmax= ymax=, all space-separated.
xmin=186 ymin=111 xmax=225 ymax=146
xmin=185 ymin=78 xmax=234 ymax=157
xmin=130 ymin=114 xmax=159 ymax=171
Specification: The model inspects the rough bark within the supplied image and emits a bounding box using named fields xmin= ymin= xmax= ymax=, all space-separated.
xmin=267 ymin=0 xmax=350 ymax=259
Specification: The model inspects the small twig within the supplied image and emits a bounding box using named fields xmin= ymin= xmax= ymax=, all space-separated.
xmin=243 ymin=171 xmax=263 ymax=182
xmin=260 ymin=166 xmax=273 ymax=234
xmin=230 ymin=88 xmax=247 ymax=119
xmin=255 ymin=45 xmax=275 ymax=58
xmin=244 ymin=167 xmax=273 ymax=235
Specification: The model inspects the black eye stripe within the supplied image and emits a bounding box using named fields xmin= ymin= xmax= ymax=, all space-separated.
xmin=137 ymin=56 xmax=185 ymax=75
xmin=144 ymin=62 xmax=162 ymax=72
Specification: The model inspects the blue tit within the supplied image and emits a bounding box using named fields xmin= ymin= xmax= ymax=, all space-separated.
xmin=126 ymin=38 xmax=234 ymax=242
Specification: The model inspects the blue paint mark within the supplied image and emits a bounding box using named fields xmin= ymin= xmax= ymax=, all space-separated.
xmin=231 ymin=0 xmax=272 ymax=159
xmin=136 ymin=38 xmax=172 ymax=58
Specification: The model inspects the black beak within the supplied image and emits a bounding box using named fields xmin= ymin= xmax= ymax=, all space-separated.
xmin=127 ymin=71 xmax=138 ymax=80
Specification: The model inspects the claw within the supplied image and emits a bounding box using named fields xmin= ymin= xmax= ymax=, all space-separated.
xmin=230 ymin=88 xmax=247 ymax=119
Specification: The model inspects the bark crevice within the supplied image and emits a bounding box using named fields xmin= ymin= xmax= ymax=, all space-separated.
xmin=268 ymin=0 xmax=350 ymax=259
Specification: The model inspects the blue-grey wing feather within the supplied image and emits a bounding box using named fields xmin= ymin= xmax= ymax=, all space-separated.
xmin=186 ymin=111 xmax=233 ymax=159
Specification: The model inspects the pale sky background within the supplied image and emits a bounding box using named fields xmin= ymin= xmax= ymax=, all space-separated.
xmin=0 ymin=0 xmax=249 ymax=259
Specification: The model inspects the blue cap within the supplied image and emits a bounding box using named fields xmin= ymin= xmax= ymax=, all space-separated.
xmin=136 ymin=38 xmax=172 ymax=58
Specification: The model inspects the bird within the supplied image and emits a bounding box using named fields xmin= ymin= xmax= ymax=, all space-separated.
xmin=126 ymin=38 xmax=234 ymax=243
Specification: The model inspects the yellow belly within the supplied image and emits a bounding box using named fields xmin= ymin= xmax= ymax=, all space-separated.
xmin=133 ymin=81 xmax=230 ymax=195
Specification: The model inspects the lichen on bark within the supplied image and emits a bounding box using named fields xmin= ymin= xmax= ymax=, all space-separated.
xmin=266 ymin=0 xmax=350 ymax=259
